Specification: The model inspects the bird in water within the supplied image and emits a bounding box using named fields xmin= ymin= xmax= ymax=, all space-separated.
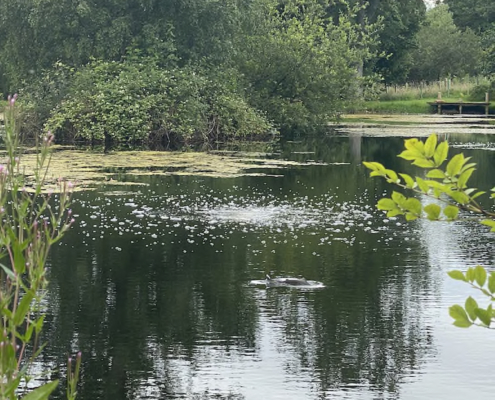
xmin=265 ymin=274 xmax=311 ymax=287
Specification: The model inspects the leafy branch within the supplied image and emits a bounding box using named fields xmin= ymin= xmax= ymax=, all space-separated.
xmin=448 ymin=267 xmax=495 ymax=328
xmin=364 ymin=134 xmax=495 ymax=329
xmin=363 ymin=134 xmax=495 ymax=223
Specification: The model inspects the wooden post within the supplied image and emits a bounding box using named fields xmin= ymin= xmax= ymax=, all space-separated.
xmin=487 ymin=92 xmax=490 ymax=116
xmin=437 ymin=92 xmax=442 ymax=114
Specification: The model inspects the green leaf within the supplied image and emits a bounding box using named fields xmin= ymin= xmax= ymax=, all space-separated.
xmin=474 ymin=266 xmax=487 ymax=287
xmin=433 ymin=141 xmax=449 ymax=166
xmin=14 ymin=292 xmax=34 ymax=326
xmin=460 ymin=162 xmax=477 ymax=174
xmin=377 ymin=198 xmax=396 ymax=211
xmin=399 ymin=173 xmax=415 ymax=188
xmin=0 ymin=263 xmax=16 ymax=281
xmin=363 ymin=161 xmax=385 ymax=172
xmin=412 ymin=158 xmax=436 ymax=168
xmin=387 ymin=209 xmax=403 ymax=217
xmin=424 ymin=204 xmax=441 ymax=220
xmin=488 ymin=274 xmax=495 ymax=294
xmin=457 ymin=168 xmax=475 ymax=189
xmin=466 ymin=267 xmax=475 ymax=283
xmin=446 ymin=153 xmax=465 ymax=177
xmin=23 ymin=321 xmax=36 ymax=343
xmin=426 ymin=180 xmax=446 ymax=190
xmin=481 ymin=219 xmax=495 ymax=232
xmin=391 ymin=191 xmax=406 ymax=206
xmin=449 ymin=191 xmax=469 ymax=205
xmin=471 ymin=191 xmax=486 ymax=200
xmin=35 ymin=314 xmax=45 ymax=334
xmin=405 ymin=213 xmax=418 ymax=221
xmin=465 ymin=296 xmax=478 ymax=321
xmin=448 ymin=270 xmax=466 ymax=281
xmin=398 ymin=149 xmax=422 ymax=161
xmin=443 ymin=205 xmax=459 ymax=220
xmin=474 ymin=308 xmax=492 ymax=327
xmin=404 ymin=198 xmax=422 ymax=215
xmin=424 ymin=134 xmax=437 ymax=158
xmin=12 ymin=241 xmax=26 ymax=275
xmin=404 ymin=138 xmax=423 ymax=152
xmin=426 ymin=169 xmax=446 ymax=179
xmin=416 ymin=177 xmax=429 ymax=193
xmin=20 ymin=380 xmax=59 ymax=400
xmin=449 ymin=305 xmax=472 ymax=328
xmin=385 ymin=169 xmax=398 ymax=182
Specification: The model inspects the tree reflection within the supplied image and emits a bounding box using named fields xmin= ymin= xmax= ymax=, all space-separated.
xmin=39 ymin=133 xmax=495 ymax=399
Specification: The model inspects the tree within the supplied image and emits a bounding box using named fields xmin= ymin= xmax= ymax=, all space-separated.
xmin=368 ymin=0 xmax=426 ymax=84
xmin=364 ymin=134 xmax=495 ymax=328
xmin=480 ymin=25 xmax=495 ymax=76
xmin=1 ymin=0 xmax=377 ymax=139
xmin=324 ymin=0 xmax=426 ymax=85
xmin=408 ymin=4 xmax=482 ymax=81
xmin=442 ymin=0 xmax=495 ymax=77
xmin=0 ymin=0 xmax=244 ymax=91
xmin=235 ymin=0 xmax=374 ymax=133
xmin=444 ymin=0 xmax=495 ymax=33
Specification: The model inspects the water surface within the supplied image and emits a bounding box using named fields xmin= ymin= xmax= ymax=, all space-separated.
xmin=43 ymin=129 xmax=495 ymax=400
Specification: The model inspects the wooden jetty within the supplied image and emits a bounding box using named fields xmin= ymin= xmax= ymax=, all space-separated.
xmin=428 ymin=92 xmax=491 ymax=115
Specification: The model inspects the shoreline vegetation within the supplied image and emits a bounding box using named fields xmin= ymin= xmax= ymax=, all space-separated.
xmin=351 ymin=98 xmax=495 ymax=115
xmin=352 ymin=77 xmax=494 ymax=115
xmin=0 ymin=1 xmax=494 ymax=149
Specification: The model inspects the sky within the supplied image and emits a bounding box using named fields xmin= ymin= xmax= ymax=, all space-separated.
xmin=424 ymin=0 xmax=439 ymax=8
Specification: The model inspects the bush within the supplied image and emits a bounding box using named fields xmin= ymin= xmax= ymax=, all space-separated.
xmin=40 ymin=60 xmax=274 ymax=147
xmin=468 ymin=81 xmax=495 ymax=102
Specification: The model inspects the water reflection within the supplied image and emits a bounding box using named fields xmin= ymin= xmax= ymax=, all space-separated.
xmin=41 ymin=132 xmax=495 ymax=399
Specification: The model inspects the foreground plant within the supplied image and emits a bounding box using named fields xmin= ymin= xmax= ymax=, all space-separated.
xmin=0 ymin=96 xmax=79 ymax=399
xmin=364 ymin=134 xmax=495 ymax=328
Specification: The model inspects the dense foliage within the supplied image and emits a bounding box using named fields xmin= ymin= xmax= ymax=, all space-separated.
xmin=443 ymin=0 xmax=495 ymax=78
xmin=44 ymin=59 xmax=273 ymax=145
xmin=0 ymin=0 xmax=382 ymax=143
xmin=444 ymin=0 xmax=495 ymax=34
xmin=235 ymin=1 xmax=371 ymax=134
xmin=408 ymin=5 xmax=482 ymax=82
xmin=0 ymin=0 xmax=493 ymax=143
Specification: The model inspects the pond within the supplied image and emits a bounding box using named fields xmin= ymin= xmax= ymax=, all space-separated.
xmin=41 ymin=121 xmax=495 ymax=400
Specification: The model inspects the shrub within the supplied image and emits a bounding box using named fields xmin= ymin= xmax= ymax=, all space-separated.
xmin=468 ymin=81 xmax=495 ymax=102
xmin=44 ymin=60 xmax=274 ymax=147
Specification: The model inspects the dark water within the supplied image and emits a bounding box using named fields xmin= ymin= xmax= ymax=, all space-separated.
xmin=41 ymin=133 xmax=495 ymax=400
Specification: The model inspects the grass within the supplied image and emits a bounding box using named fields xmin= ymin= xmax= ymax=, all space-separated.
xmin=350 ymin=77 xmax=493 ymax=114
xmin=376 ymin=77 xmax=489 ymax=101
xmin=358 ymin=99 xmax=432 ymax=114
xmin=349 ymin=97 xmax=461 ymax=114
